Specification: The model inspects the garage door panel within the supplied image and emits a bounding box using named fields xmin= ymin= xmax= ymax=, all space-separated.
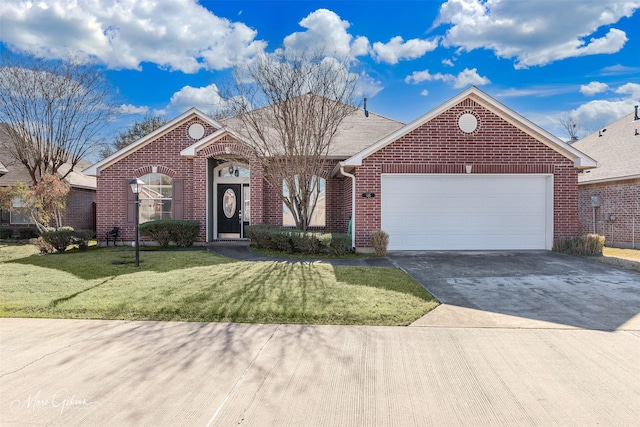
xmin=381 ymin=174 xmax=551 ymax=250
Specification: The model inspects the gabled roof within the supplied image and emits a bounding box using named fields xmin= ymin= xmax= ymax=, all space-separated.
xmin=0 ymin=124 xmax=96 ymax=190
xmin=572 ymin=111 xmax=640 ymax=184
xmin=220 ymin=98 xmax=404 ymax=159
xmin=84 ymin=108 xmax=223 ymax=176
xmin=340 ymin=86 xmax=597 ymax=170
xmin=180 ymin=126 xmax=250 ymax=158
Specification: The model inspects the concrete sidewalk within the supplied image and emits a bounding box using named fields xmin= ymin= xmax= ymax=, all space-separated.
xmin=2 ymin=318 xmax=639 ymax=426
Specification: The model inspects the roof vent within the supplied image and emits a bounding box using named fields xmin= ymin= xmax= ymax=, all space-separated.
xmin=635 ymin=129 xmax=639 ymax=136
xmin=635 ymin=105 xmax=639 ymax=121
xmin=363 ymin=98 xmax=369 ymax=118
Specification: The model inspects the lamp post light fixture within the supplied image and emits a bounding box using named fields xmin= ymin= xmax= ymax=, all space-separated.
xmin=129 ymin=178 xmax=144 ymax=267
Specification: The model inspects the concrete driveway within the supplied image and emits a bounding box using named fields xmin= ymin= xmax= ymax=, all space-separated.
xmin=390 ymin=251 xmax=640 ymax=330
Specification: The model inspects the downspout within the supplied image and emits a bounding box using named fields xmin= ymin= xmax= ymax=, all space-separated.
xmin=340 ymin=165 xmax=356 ymax=251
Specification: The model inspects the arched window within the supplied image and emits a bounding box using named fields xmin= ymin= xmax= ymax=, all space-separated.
xmin=138 ymin=173 xmax=172 ymax=223
xmin=282 ymin=176 xmax=326 ymax=227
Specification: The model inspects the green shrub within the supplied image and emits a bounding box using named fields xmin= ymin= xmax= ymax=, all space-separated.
xmin=0 ymin=228 xmax=13 ymax=240
xmin=139 ymin=220 xmax=200 ymax=248
xmin=18 ymin=227 xmax=37 ymax=239
xmin=245 ymin=224 xmax=279 ymax=249
xmin=327 ymin=233 xmax=351 ymax=256
xmin=169 ymin=221 xmax=200 ymax=247
xmin=370 ymin=230 xmax=389 ymax=257
xmin=71 ymin=229 xmax=95 ymax=251
xmin=245 ymin=225 xmax=351 ymax=255
xmin=553 ymin=234 xmax=605 ymax=256
xmin=41 ymin=229 xmax=76 ymax=252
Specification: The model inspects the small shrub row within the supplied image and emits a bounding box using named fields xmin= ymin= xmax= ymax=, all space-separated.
xmin=0 ymin=227 xmax=38 ymax=240
xmin=552 ymin=234 xmax=605 ymax=256
xmin=39 ymin=228 xmax=95 ymax=253
xmin=245 ymin=224 xmax=351 ymax=256
xmin=139 ymin=220 xmax=200 ymax=248
xmin=0 ymin=228 xmax=13 ymax=240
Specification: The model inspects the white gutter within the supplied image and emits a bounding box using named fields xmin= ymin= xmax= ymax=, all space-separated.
xmin=340 ymin=164 xmax=356 ymax=250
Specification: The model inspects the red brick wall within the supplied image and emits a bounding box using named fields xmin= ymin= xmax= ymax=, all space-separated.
xmin=352 ymin=99 xmax=579 ymax=248
xmin=260 ymin=161 xmax=348 ymax=233
xmin=578 ymin=178 xmax=640 ymax=248
xmin=96 ymin=118 xmax=214 ymax=243
xmin=62 ymin=187 xmax=96 ymax=230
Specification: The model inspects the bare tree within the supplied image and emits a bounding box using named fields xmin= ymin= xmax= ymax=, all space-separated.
xmin=559 ymin=113 xmax=581 ymax=142
xmin=100 ymin=114 xmax=168 ymax=158
xmin=223 ymin=51 xmax=359 ymax=230
xmin=0 ymin=52 xmax=118 ymax=185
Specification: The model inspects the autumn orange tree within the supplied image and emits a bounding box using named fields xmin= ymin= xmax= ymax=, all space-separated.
xmin=6 ymin=174 xmax=70 ymax=232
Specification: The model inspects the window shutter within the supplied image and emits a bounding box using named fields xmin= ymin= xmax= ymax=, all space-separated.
xmin=126 ymin=181 xmax=135 ymax=224
xmin=172 ymin=179 xmax=183 ymax=219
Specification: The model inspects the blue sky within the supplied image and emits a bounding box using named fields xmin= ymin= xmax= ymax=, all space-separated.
xmin=1 ymin=0 xmax=640 ymax=141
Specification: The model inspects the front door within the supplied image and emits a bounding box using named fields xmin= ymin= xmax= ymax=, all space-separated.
xmin=217 ymin=184 xmax=241 ymax=238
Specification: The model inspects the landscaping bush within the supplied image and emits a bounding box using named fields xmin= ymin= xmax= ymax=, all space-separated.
xmin=370 ymin=230 xmax=389 ymax=257
xmin=553 ymin=234 xmax=605 ymax=256
xmin=139 ymin=220 xmax=200 ymax=248
xmin=71 ymin=229 xmax=95 ymax=251
xmin=0 ymin=228 xmax=13 ymax=240
xmin=326 ymin=233 xmax=352 ymax=256
xmin=169 ymin=220 xmax=200 ymax=247
xmin=41 ymin=229 xmax=76 ymax=252
xmin=245 ymin=224 xmax=351 ymax=255
xmin=245 ymin=224 xmax=279 ymax=249
xmin=18 ymin=227 xmax=37 ymax=240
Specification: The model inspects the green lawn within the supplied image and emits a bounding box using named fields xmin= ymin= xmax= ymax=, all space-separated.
xmin=0 ymin=243 xmax=438 ymax=325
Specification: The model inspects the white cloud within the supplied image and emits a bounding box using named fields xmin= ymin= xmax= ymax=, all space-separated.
xmin=599 ymin=64 xmax=640 ymax=76
xmin=580 ymin=82 xmax=609 ymax=96
xmin=405 ymin=68 xmax=489 ymax=88
xmin=615 ymin=82 xmax=640 ymax=99
xmin=420 ymin=89 xmax=429 ymax=96
xmin=372 ymin=36 xmax=439 ymax=64
xmin=118 ymin=104 xmax=149 ymax=115
xmin=355 ymin=72 xmax=383 ymax=99
xmin=435 ymin=0 xmax=639 ymax=68
xmin=453 ymin=68 xmax=490 ymax=88
xmin=573 ymin=99 xmax=637 ymax=129
xmin=283 ymin=9 xmax=370 ymax=58
xmin=562 ymin=82 xmax=640 ymax=134
xmin=0 ymin=0 xmax=266 ymax=73
xmin=495 ymin=86 xmax=574 ymax=98
xmin=166 ymin=83 xmax=227 ymax=114
xmin=442 ymin=58 xmax=455 ymax=67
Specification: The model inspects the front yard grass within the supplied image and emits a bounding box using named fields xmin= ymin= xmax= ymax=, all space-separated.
xmin=0 ymin=243 xmax=438 ymax=326
xmin=593 ymin=247 xmax=640 ymax=273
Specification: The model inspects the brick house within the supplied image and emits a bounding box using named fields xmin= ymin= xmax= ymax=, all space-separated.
xmin=85 ymin=87 xmax=596 ymax=251
xmin=0 ymin=129 xmax=96 ymax=232
xmin=572 ymin=107 xmax=640 ymax=248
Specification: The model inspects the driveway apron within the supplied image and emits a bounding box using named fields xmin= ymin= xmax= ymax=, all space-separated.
xmin=389 ymin=251 xmax=640 ymax=330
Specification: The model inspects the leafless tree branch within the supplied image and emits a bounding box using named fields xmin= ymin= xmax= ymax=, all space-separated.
xmin=222 ymin=51 xmax=359 ymax=230
xmin=0 ymin=52 xmax=119 ymax=184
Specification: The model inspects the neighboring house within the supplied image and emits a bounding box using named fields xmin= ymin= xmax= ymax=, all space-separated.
xmin=0 ymin=128 xmax=97 ymax=231
xmin=85 ymin=87 xmax=596 ymax=251
xmin=572 ymin=108 xmax=640 ymax=248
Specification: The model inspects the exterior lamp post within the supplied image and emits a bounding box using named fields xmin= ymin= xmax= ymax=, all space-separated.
xmin=129 ymin=178 xmax=144 ymax=267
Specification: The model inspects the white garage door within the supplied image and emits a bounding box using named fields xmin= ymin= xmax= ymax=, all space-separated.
xmin=381 ymin=174 xmax=553 ymax=250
